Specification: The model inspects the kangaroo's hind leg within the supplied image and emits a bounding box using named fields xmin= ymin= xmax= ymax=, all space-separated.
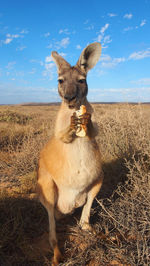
xmin=37 ymin=166 xmax=62 ymax=265
xmin=79 ymin=173 xmax=103 ymax=232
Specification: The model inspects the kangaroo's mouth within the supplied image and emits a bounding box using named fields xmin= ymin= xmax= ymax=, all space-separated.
xmin=68 ymin=104 xmax=75 ymax=109
xmin=63 ymin=93 xmax=84 ymax=110
xmin=68 ymin=98 xmax=83 ymax=110
xmin=68 ymin=100 xmax=78 ymax=109
xmin=65 ymin=95 xmax=78 ymax=109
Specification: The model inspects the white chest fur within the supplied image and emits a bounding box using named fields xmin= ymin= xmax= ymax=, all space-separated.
xmin=54 ymin=102 xmax=101 ymax=214
xmin=56 ymin=137 xmax=101 ymax=214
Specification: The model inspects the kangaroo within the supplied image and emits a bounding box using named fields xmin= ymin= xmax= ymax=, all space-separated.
xmin=37 ymin=42 xmax=103 ymax=265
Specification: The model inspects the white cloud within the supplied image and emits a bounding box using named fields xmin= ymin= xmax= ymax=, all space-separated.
xmin=103 ymin=35 xmax=112 ymax=44
xmin=108 ymin=13 xmax=117 ymax=17
xmin=76 ymin=44 xmax=82 ymax=50
xmin=140 ymin=19 xmax=146 ymax=27
xmin=44 ymin=63 xmax=54 ymax=71
xmin=16 ymin=46 xmax=26 ymax=51
xmin=123 ymin=19 xmax=146 ymax=32
xmin=47 ymin=37 xmax=71 ymax=50
xmin=85 ymin=24 xmax=94 ymax=30
xmin=97 ymin=34 xmax=103 ymax=42
xmin=101 ymin=54 xmax=125 ymax=68
xmin=131 ymin=78 xmax=150 ymax=85
xmin=97 ymin=24 xmax=111 ymax=48
xmin=114 ymin=57 xmax=126 ymax=63
xmin=59 ymin=52 xmax=66 ymax=57
xmin=123 ymin=26 xmax=133 ymax=32
xmin=59 ymin=29 xmax=70 ymax=34
xmin=20 ymin=29 xmax=29 ymax=34
xmin=4 ymin=38 xmax=12 ymax=44
xmin=45 ymin=55 xmax=52 ymax=63
xmin=101 ymin=54 xmax=111 ymax=61
xmin=30 ymin=59 xmax=44 ymax=66
xmin=58 ymin=37 xmax=70 ymax=48
xmin=129 ymin=49 xmax=150 ymax=60
xmin=6 ymin=61 xmax=16 ymax=70
xmin=2 ymin=31 xmax=28 ymax=45
xmin=124 ymin=13 xmax=133 ymax=19
xmin=47 ymin=43 xmax=53 ymax=49
xmin=97 ymin=34 xmax=112 ymax=48
xmin=89 ymin=87 xmax=150 ymax=102
xmin=100 ymin=23 xmax=109 ymax=34
xmin=43 ymin=62 xmax=56 ymax=80
xmin=44 ymin=32 xmax=50 ymax=37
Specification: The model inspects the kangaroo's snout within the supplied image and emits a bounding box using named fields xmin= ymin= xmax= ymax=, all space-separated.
xmin=64 ymin=93 xmax=77 ymax=102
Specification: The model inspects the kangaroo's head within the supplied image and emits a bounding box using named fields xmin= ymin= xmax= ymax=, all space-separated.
xmin=51 ymin=42 xmax=101 ymax=109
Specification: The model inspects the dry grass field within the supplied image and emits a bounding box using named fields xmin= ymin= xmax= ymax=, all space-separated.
xmin=0 ymin=103 xmax=150 ymax=265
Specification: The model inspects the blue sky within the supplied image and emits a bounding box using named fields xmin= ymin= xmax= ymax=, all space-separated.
xmin=0 ymin=0 xmax=150 ymax=104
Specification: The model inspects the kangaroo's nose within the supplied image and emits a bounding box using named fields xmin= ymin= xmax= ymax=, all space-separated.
xmin=64 ymin=94 xmax=76 ymax=102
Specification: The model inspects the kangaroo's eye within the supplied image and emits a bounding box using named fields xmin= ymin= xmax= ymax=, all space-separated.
xmin=58 ymin=79 xmax=64 ymax=84
xmin=78 ymin=79 xmax=86 ymax=84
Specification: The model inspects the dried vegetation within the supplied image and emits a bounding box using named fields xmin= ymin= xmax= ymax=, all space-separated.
xmin=0 ymin=103 xmax=150 ymax=265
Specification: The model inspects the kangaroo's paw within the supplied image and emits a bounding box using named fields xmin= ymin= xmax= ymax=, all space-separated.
xmin=80 ymin=222 xmax=96 ymax=234
xmin=52 ymin=245 xmax=63 ymax=266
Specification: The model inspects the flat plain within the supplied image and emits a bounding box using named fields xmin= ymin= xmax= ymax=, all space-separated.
xmin=0 ymin=103 xmax=150 ymax=265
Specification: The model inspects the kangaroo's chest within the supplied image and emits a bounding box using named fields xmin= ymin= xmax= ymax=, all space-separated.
xmin=55 ymin=137 xmax=100 ymax=189
xmin=56 ymin=139 xmax=100 ymax=214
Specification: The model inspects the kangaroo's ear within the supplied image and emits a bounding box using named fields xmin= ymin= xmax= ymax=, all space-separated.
xmin=51 ymin=51 xmax=71 ymax=73
xmin=76 ymin=42 xmax=101 ymax=73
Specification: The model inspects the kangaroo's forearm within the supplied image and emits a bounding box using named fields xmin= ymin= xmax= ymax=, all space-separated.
xmin=57 ymin=120 xmax=97 ymax=143
xmin=57 ymin=127 xmax=76 ymax=143
xmin=87 ymin=120 xmax=98 ymax=138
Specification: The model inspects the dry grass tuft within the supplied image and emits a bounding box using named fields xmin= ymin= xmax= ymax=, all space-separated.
xmin=0 ymin=103 xmax=150 ymax=265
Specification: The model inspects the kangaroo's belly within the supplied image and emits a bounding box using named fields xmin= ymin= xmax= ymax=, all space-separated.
xmin=55 ymin=138 xmax=101 ymax=214
xmin=42 ymin=136 xmax=102 ymax=214
xmin=57 ymin=187 xmax=87 ymax=214
xmin=43 ymin=136 xmax=102 ymax=188
xmin=57 ymin=137 xmax=101 ymax=188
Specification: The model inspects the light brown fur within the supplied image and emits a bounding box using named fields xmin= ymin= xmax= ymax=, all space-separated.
xmin=37 ymin=42 xmax=103 ymax=265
